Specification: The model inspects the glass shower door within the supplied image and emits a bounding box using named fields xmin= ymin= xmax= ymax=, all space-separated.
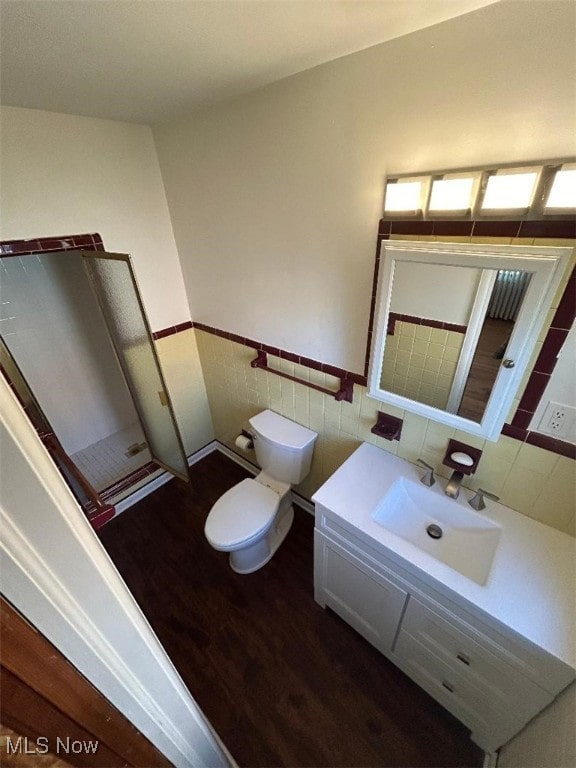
xmin=81 ymin=251 xmax=189 ymax=481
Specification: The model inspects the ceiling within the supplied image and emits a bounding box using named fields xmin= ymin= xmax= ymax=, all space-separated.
xmin=0 ymin=0 xmax=500 ymax=126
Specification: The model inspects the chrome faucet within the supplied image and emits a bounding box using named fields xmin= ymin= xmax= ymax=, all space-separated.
xmin=444 ymin=470 xmax=464 ymax=499
xmin=416 ymin=458 xmax=435 ymax=487
xmin=469 ymin=488 xmax=500 ymax=510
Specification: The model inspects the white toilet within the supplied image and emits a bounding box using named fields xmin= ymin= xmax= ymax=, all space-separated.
xmin=204 ymin=410 xmax=317 ymax=574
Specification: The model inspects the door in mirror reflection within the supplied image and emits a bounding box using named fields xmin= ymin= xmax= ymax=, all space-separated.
xmin=457 ymin=270 xmax=531 ymax=419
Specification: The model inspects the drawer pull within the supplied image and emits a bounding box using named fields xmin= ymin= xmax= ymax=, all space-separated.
xmin=456 ymin=653 xmax=471 ymax=666
xmin=442 ymin=681 xmax=455 ymax=693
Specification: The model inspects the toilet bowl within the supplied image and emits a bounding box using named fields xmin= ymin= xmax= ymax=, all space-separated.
xmin=205 ymin=473 xmax=292 ymax=573
xmin=204 ymin=410 xmax=317 ymax=573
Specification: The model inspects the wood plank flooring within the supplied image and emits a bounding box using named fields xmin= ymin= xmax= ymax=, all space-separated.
xmin=99 ymin=451 xmax=483 ymax=768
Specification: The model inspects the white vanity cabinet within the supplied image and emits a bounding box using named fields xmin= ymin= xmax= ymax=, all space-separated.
xmin=314 ymin=531 xmax=408 ymax=655
xmin=314 ymin=509 xmax=572 ymax=753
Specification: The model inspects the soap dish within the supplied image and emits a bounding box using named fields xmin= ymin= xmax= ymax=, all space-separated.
xmin=442 ymin=438 xmax=482 ymax=475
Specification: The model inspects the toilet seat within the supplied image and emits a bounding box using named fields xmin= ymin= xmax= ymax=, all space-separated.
xmin=204 ymin=478 xmax=279 ymax=549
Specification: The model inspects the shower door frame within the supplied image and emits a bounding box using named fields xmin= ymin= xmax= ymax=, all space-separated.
xmin=80 ymin=249 xmax=189 ymax=482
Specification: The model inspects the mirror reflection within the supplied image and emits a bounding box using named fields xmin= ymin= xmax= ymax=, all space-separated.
xmin=380 ymin=262 xmax=532 ymax=422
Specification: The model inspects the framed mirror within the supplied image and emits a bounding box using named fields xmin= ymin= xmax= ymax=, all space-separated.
xmin=367 ymin=240 xmax=570 ymax=440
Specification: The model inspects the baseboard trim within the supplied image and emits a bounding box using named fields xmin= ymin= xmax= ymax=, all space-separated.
xmin=189 ymin=440 xmax=219 ymax=465
xmin=111 ymin=439 xmax=315 ymax=521
xmin=216 ymin=442 xmax=259 ymax=475
xmin=112 ymin=442 xmax=219 ymax=518
xmin=292 ymin=492 xmax=315 ymax=516
xmin=113 ymin=472 xmax=172 ymax=516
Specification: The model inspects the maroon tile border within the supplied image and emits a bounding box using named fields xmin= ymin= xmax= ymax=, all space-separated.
xmin=99 ymin=462 xmax=160 ymax=500
xmin=501 ymin=423 xmax=576 ymax=460
xmin=390 ymin=220 xmax=435 ymax=236
xmin=152 ymin=320 xmax=193 ymax=340
xmin=388 ymin=312 xmax=467 ymax=335
xmin=433 ymin=220 xmax=474 ymax=237
xmin=193 ymin=322 xmax=367 ymax=387
xmin=372 ymin=219 xmax=576 ymax=457
xmin=550 ymin=269 xmax=576 ymax=330
xmin=526 ymin=431 xmax=576 ymax=459
xmin=0 ymin=233 xmax=103 ymax=255
xmin=518 ymin=219 xmax=576 ymax=239
xmin=82 ymin=462 xmax=162 ymax=517
xmin=501 ymin=423 xmax=529 ymax=441
xmin=511 ymin=409 xmax=533 ymax=431
xmin=471 ymin=220 xmax=522 ymax=238
xmin=379 ymin=218 xmax=576 ymax=240
xmin=512 ymin=264 xmax=575 ymax=433
xmin=88 ymin=505 xmax=116 ymax=531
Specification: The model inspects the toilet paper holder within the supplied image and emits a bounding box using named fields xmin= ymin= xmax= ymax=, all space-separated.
xmin=235 ymin=430 xmax=255 ymax=450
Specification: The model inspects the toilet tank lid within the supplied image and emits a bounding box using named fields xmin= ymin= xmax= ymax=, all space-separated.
xmin=249 ymin=410 xmax=317 ymax=450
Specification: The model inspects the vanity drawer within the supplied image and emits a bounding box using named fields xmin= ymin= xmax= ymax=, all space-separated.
xmin=393 ymin=631 xmax=495 ymax=734
xmin=400 ymin=597 xmax=552 ymax=712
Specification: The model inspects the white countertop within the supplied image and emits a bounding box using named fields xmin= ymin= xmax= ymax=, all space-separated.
xmin=312 ymin=442 xmax=576 ymax=671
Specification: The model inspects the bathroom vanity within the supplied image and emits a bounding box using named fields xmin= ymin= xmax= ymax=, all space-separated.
xmin=312 ymin=443 xmax=576 ymax=753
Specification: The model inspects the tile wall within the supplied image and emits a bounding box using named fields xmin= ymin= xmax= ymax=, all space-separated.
xmin=382 ymin=320 xmax=464 ymax=409
xmin=195 ymin=328 xmax=575 ymax=537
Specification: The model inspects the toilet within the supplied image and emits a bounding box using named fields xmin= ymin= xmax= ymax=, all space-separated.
xmin=204 ymin=410 xmax=317 ymax=574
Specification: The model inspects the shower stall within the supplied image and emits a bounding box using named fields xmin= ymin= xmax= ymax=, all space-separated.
xmin=0 ymin=247 xmax=189 ymax=522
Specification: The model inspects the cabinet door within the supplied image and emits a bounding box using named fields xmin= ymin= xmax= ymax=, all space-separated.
xmin=314 ymin=532 xmax=407 ymax=655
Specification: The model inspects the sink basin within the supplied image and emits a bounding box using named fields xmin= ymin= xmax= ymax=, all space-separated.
xmin=372 ymin=477 xmax=501 ymax=585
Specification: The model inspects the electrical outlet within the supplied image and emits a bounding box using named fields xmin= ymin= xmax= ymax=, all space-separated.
xmin=538 ymin=401 xmax=576 ymax=439
xmin=548 ymin=404 xmax=566 ymax=432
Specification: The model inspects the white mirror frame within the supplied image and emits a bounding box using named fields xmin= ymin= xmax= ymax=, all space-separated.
xmin=367 ymin=240 xmax=571 ymax=441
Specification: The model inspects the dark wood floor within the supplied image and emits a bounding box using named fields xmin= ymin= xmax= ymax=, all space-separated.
xmin=99 ymin=451 xmax=483 ymax=768
xmin=458 ymin=318 xmax=513 ymax=421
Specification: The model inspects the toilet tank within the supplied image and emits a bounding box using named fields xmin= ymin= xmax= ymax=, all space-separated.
xmin=249 ymin=410 xmax=317 ymax=484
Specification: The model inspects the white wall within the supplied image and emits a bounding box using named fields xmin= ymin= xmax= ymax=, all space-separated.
xmin=390 ymin=262 xmax=480 ymax=325
xmin=499 ymin=681 xmax=575 ymax=768
xmin=154 ymin=0 xmax=576 ymax=372
xmin=0 ymin=106 xmax=190 ymax=331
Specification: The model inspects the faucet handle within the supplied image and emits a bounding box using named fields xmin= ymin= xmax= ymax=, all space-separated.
xmin=469 ymin=488 xmax=499 ymax=511
xmin=416 ymin=458 xmax=435 ymax=487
